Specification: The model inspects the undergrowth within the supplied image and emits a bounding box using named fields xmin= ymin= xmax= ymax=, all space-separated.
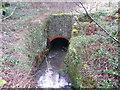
xmin=25 ymin=23 xmax=47 ymax=62
xmin=1 ymin=2 xmax=45 ymax=88
xmin=65 ymin=9 xmax=119 ymax=88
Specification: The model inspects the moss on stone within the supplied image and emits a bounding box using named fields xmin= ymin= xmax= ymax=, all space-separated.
xmin=50 ymin=13 xmax=70 ymax=17
xmin=65 ymin=35 xmax=107 ymax=88
xmin=25 ymin=22 xmax=47 ymax=65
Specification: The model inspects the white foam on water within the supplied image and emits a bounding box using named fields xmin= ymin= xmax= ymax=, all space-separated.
xmin=37 ymin=61 xmax=68 ymax=88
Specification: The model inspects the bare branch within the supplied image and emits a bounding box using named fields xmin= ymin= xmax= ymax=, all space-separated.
xmin=0 ymin=6 xmax=17 ymax=21
xmin=75 ymin=2 xmax=119 ymax=43
xmin=69 ymin=9 xmax=84 ymax=31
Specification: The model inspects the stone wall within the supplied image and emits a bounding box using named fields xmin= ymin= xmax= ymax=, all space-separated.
xmin=46 ymin=14 xmax=73 ymax=41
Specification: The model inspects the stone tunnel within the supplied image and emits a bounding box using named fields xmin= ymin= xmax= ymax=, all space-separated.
xmin=46 ymin=14 xmax=73 ymax=43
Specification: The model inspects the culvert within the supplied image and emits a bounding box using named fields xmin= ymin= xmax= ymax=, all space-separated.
xmin=35 ymin=37 xmax=71 ymax=88
xmin=49 ymin=36 xmax=69 ymax=50
xmin=34 ymin=14 xmax=72 ymax=88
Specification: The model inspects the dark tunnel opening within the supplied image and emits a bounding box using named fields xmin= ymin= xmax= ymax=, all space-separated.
xmin=49 ymin=38 xmax=69 ymax=50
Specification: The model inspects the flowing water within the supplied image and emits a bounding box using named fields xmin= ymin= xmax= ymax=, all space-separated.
xmin=35 ymin=39 xmax=71 ymax=89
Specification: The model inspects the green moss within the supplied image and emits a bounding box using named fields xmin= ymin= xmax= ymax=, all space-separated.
xmin=69 ymin=13 xmax=118 ymax=88
xmin=25 ymin=23 xmax=47 ymax=63
xmin=65 ymin=51 xmax=97 ymax=88
xmin=72 ymin=29 xmax=79 ymax=34
xmin=50 ymin=13 xmax=70 ymax=16
xmin=65 ymin=35 xmax=118 ymax=88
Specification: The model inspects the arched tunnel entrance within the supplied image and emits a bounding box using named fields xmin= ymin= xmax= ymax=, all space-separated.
xmin=49 ymin=36 xmax=69 ymax=50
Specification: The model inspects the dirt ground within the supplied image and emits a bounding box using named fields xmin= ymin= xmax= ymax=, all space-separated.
xmin=0 ymin=2 xmax=77 ymax=88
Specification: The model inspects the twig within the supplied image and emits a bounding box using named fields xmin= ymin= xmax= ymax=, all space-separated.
xmin=0 ymin=6 xmax=17 ymax=21
xmin=69 ymin=9 xmax=84 ymax=30
xmin=75 ymin=2 xmax=120 ymax=43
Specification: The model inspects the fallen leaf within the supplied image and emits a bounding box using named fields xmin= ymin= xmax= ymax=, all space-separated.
xmin=84 ymin=64 xmax=89 ymax=69
xmin=0 ymin=77 xmax=7 ymax=86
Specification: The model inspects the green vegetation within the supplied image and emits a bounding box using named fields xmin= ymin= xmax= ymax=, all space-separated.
xmin=51 ymin=13 xmax=70 ymax=16
xmin=1 ymin=2 xmax=119 ymax=88
xmin=0 ymin=77 xmax=7 ymax=87
xmin=65 ymin=35 xmax=118 ymax=88
xmin=1 ymin=2 xmax=47 ymax=88
xmin=25 ymin=23 xmax=47 ymax=63
xmin=65 ymin=8 xmax=119 ymax=88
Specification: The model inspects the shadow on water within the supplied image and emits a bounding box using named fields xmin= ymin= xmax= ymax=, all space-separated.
xmin=35 ymin=38 xmax=72 ymax=89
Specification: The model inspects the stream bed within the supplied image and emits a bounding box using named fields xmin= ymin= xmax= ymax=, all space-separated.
xmin=35 ymin=39 xmax=71 ymax=89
